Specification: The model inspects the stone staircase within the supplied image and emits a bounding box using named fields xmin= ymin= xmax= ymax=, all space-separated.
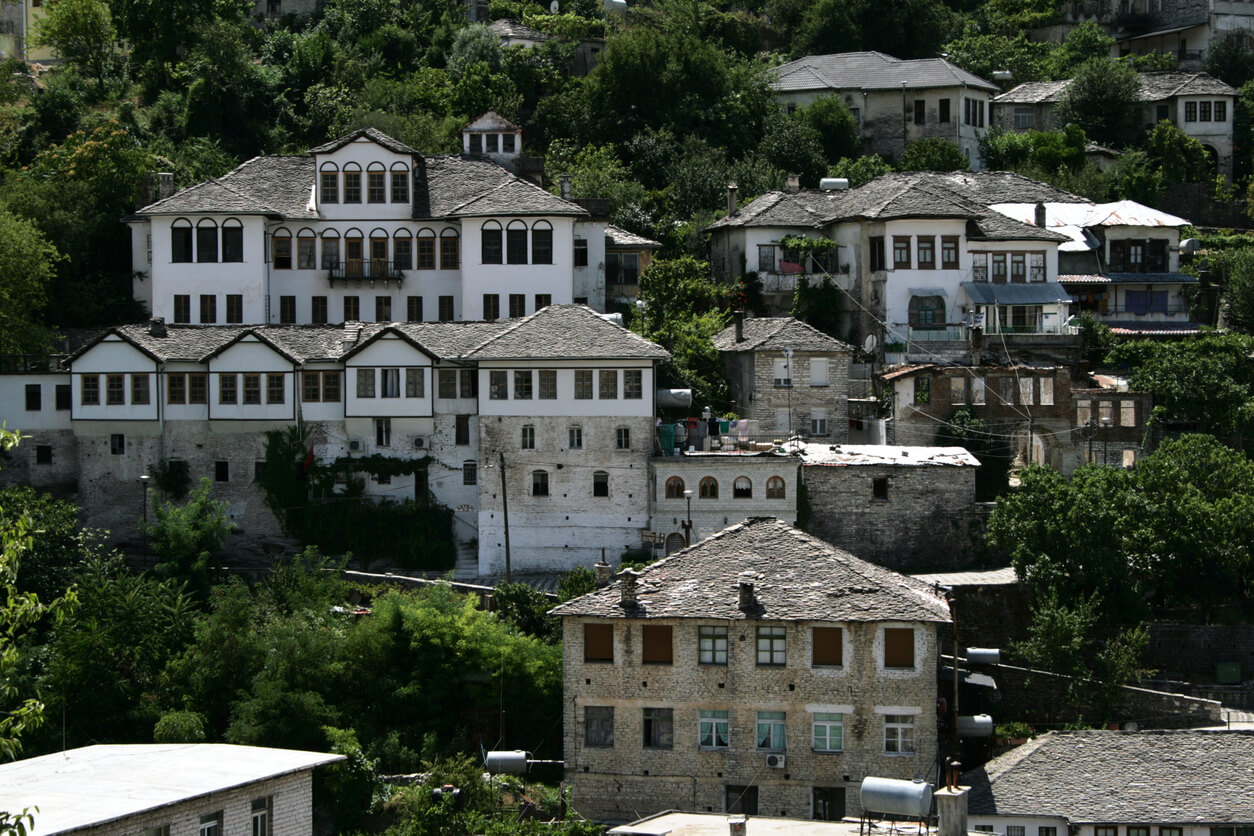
xmin=453 ymin=540 xmax=478 ymax=580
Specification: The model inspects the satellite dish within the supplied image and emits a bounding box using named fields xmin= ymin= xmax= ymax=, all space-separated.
xmin=550 ymin=0 xmax=559 ymax=12
xmin=863 ymin=334 xmax=878 ymax=353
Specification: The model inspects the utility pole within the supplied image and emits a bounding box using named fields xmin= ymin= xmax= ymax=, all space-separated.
xmin=498 ymin=451 xmax=511 ymax=581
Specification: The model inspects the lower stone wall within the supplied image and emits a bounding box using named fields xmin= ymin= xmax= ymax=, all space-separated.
xmin=568 ymin=774 xmax=849 ymax=824
xmin=1145 ymin=623 xmax=1254 ymax=684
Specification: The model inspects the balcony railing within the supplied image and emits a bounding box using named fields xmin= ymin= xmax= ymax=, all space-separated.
xmin=904 ymin=325 xmax=967 ymax=341
xmin=327 ymin=260 xmax=406 ymax=283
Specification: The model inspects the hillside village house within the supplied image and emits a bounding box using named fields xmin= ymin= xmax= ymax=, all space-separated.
xmin=128 ymin=120 xmax=609 ymax=328
xmin=0 ymin=305 xmax=670 ymax=576
xmin=770 ymin=52 xmax=999 ymax=168
xmin=0 ymin=743 xmax=343 ymax=836
xmin=550 ymin=518 xmax=951 ymax=823
xmin=992 ymin=72 xmax=1237 ymax=178
xmin=965 ymin=730 xmax=1254 ymax=836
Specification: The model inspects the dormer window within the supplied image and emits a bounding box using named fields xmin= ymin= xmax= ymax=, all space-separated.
xmin=503 ymin=134 xmax=516 ymax=153
xmin=470 ymin=134 xmax=483 ymax=154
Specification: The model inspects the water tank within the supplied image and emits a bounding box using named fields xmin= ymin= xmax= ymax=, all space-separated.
xmin=657 ymin=389 xmax=693 ymax=408
xmin=484 ymin=750 xmax=528 ymax=774
xmin=957 ymin=714 xmax=995 ymax=738
xmin=598 ymin=312 xmax=625 ymax=326
xmin=819 ymin=178 xmax=850 ymax=191
xmin=603 ymin=0 xmax=627 ymax=11
xmin=966 ymin=648 xmax=1000 ymax=665
xmin=860 ymin=777 xmax=933 ymax=818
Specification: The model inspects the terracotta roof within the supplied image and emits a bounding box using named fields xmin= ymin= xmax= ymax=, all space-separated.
xmin=712 ymin=317 xmax=854 ymax=353
xmin=549 ymin=518 xmax=952 ymax=623
xmin=462 ymin=304 xmax=669 ymax=361
xmin=966 ymin=730 xmax=1254 ymax=824
xmin=772 ymin=51 xmax=998 ymax=93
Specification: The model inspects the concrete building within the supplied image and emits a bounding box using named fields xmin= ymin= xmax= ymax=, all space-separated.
xmin=0 ymin=743 xmax=343 ymax=836
xmin=770 ymin=52 xmax=999 ymax=168
xmin=799 ymin=444 xmax=982 ymax=571
xmin=992 ymin=72 xmax=1237 ymax=178
xmin=603 ymin=224 xmax=661 ymax=306
xmin=550 ymin=517 xmax=951 ymax=823
xmin=965 ymin=730 xmax=1254 ymax=836
xmin=712 ymin=316 xmax=854 ymax=440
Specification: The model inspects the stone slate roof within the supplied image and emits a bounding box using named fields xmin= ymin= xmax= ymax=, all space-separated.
xmin=968 ymin=214 xmax=1068 ymax=243
xmin=708 ymin=172 xmax=1085 ymax=233
xmin=550 ymin=518 xmax=952 ymax=622
xmin=137 ymin=156 xmax=317 ymax=219
xmin=464 ymin=110 xmax=523 ymax=132
xmin=995 ymin=72 xmax=1235 ymax=105
xmin=772 ymin=51 xmax=998 ymax=93
xmin=308 ymin=127 xmax=420 ymax=155
xmin=420 ymin=155 xmax=586 ymax=218
xmin=965 ymin=730 xmax=1254 ymax=824
xmin=712 ymin=317 xmax=854 ymax=353
xmin=463 ymin=304 xmax=670 ymax=361
xmin=606 ymin=224 xmax=662 ymax=249
xmin=488 ymin=19 xmax=551 ymax=42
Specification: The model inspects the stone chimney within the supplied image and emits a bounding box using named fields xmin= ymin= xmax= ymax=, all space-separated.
xmin=734 ymin=310 xmax=744 ymax=343
xmin=1034 ymin=201 xmax=1047 ymax=228
xmin=738 ymin=572 xmax=756 ymax=610
xmin=148 ymin=317 xmax=167 ymax=338
xmin=785 ymin=174 xmax=800 ymax=194
xmin=560 ymin=174 xmax=572 ymax=201
xmin=727 ymin=183 xmax=738 ymax=216
xmin=157 ymin=172 xmax=175 ymax=200
xmin=619 ymin=569 xmax=639 ymax=607
xmin=341 ymin=321 xmax=363 ymax=352
xmin=594 ymin=560 xmax=612 ymax=587
xmin=934 ymin=781 xmax=969 ymax=836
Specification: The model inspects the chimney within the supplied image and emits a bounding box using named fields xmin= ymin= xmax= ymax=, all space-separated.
xmin=785 ymin=174 xmax=800 ymax=194
xmin=727 ymin=183 xmax=738 ymax=216
xmin=934 ymin=775 xmax=969 ymax=836
xmin=1034 ymin=202 xmax=1047 ymax=228
xmin=738 ymin=572 xmax=756 ymax=610
xmin=157 ymin=172 xmax=175 ymax=200
xmin=149 ymin=317 xmax=167 ymax=338
xmin=734 ymin=310 xmax=744 ymax=343
xmin=560 ymin=174 xmax=572 ymax=201
xmin=594 ymin=560 xmax=612 ymax=587
xmin=619 ymin=569 xmax=639 ymax=607
xmin=341 ymin=321 xmax=363 ymax=351
xmin=728 ymin=817 xmax=746 ymax=836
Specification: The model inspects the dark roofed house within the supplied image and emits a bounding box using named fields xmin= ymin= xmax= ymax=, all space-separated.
xmin=965 ymin=730 xmax=1254 ymax=836
xmin=770 ymin=51 xmax=1000 ymax=168
xmin=552 ymin=517 xmax=949 ymax=823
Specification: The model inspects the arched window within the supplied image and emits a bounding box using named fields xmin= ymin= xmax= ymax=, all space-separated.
xmin=733 ymin=477 xmax=752 ymax=499
xmin=908 ymin=295 xmax=946 ymax=330
xmin=481 ymin=221 xmax=502 ymax=264
xmin=319 ymin=162 xmax=339 ymax=204
xmin=222 ymin=218 xmax=244 ymax=262
xmin=368 ymin=228 xmax=388 ymax=278
xmin=665 ymin=476 xmax=684 ymax=498
xmin=592 ymin=471 xmax=609 ymax=497
xmin=296 ymin=227 xmax=317 ymax=270
xmin=664 ymin=533 xmax=686 ymax=555
xmin=531 ymin=469 xmax=549 ymax=496
xmin=366 ymin=162 xmax=386 ymax=203
xmin=441 ymin=229 xmax=460 ymax=270
xmin=195 ymin=219 xmax=218 ymax=263
xmin=506 ymin=220 xmax=528 ymax=265
xmin=344 ymin=228 xmax=364 ymax=277
xmin=270 ymin=228 xmax=292 ymax=270
xmin=171 ymin=218 xmax=193 ymax=263
xmin=321 ymin=228 xmax=341 ymax=270
xmin=699 ymin=477 xmax=718 ymax=499
xmin=393 ymin=229 xmax=413 ymax=270
xmin=342 ymin=162 xmax=362 ymax=203
xmin=531 ymin=219 xmax=553 ymax=265
xmin=390 ymin=162 xmax=410 ymax=203
xmin=766 ymin=476 xmax=786 ymax=499
xmin=416 ymin=228 xmax=436 ymax=270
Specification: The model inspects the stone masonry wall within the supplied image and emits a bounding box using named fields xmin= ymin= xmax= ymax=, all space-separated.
xmin=748 ymin=351 xmax=850 ymax=441
xmin=803 ymin=464 xmax=982 ymax=571
xmin=562 ymin=616 xmax=940 ymax=823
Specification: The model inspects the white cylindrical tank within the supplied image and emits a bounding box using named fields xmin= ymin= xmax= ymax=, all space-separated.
xmin=656 ymin=389 xmax=693 ymax=408
xmin=484 ymin=750 xmax=528 ymax=774
xmin=957 ymin=714 xmax=995 ymax=738
xmin=819 ymin=178 xmax=850 ymax=191
xmin=966 ymin=647 xmax=1000 ymax=665
xmin=860 ymin=777 xmax=933 ymax=818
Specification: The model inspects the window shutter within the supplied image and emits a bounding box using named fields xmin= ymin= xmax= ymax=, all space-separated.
xmin=812 ymin=627 xmax=843 ymax=666
xmin=884 ymin=627 xmax=915 ymax=668
xmin=584 ymin=623 xmax=613 ymax=662
xmin=642 ymin=625 xmax=673 ymax=664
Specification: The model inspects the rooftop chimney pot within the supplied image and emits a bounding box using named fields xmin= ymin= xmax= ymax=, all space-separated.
xmin=149 ymin=317 xmax=167 ymax=338
xmin=560 ymin=174 xmax=572 ymax=201
xmin=734 ymin=310 xmax=744 ymax=343
xmin=785 ymin=174 xmax=800 ymax=194
xmin=738 ymin=572 xmax=756 ymax=610
xmin=619 ymin=569 xmax=639 ymax=607
xmin=727 ymin=183 xmax=738 ymax=217
xmin=594 ymin=560 xmax=612 ymax=587
xmin=1034 ymin=202 xmax=1047 ymax=228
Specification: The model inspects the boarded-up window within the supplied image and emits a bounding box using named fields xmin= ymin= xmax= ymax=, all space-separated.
xmin=812 ymin=627 xmax=843 ymax=666
xmin=642 ymin=625 xmax=673 ymax=664
xmin=584 ymin=623 xmax=613 ymax=662
xmin=884 ymin=627 xmax=915 ymax=668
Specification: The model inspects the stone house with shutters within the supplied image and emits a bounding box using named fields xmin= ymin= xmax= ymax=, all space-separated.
xmin=712 ymin=316 xmax=854 ymax=441
xmin=0 ymin=743 xmax=342 ymax=836
xmin=550 ymin=518 xmax=950 ymax=823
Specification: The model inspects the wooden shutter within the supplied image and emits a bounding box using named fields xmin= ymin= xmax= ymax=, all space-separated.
xmin=584 ymin=623 xmax=613 ymax=662
xmin=812 ymin=627 xmax=844 ymax=666
xmin=884 ymin=627 xmax=915 ymax=668
xmin=642 ymin=625 xmax=673 ymax=664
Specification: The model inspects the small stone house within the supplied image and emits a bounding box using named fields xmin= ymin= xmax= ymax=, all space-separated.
xmin=712 ymin=316 xmax=853 ymax=441
xmin=550 ymin=517 xmax=951 ymax=823
xmin=0 ymin=743 xmax=343 ymax=836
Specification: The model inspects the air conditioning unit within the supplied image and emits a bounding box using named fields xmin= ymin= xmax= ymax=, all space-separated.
xmin=412 ymin=436 xmax=427 ymax=449
xmin=766 ymin=754 xmax=786 ymax=768
xmin=348 ymin=438 xmax=363 ymax=452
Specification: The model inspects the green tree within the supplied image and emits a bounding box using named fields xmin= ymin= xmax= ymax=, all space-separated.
xmin=0 ymin=211 xmax=60 ymax=354
xmin=830 ymin=154 xmax=893 ymax=187
xmin=792 ymin=275 xmax=844 ymax=339
xmin=1218 ymin=248 xmax=1254 ymax=333
xmin=0 ymin=487 xmax=102 ymax=604
xmin=1146 ymin=119 xmax=1211 ymax=183
xmin=144 ymin=477 xmax=234 ymax=601
xmin=492 ymin=581 xmax=559 ymax=641
xmin=935 ymin=408 xmax=1013 ymax=500
xmin=31 ymin=0 xmax=116 ymax=86
xmin=1207 ymin=29 xmax=1254 ymax=88
xmin=446 ymin=23 xmax=504 ymax=80
xmin=898 ymin=136 xmax=969 ymax=171
xmin=941 ymin=26 xmax=1052 ymax=84
xmin=756 ymin=116 xmax=827 ymax=187
xmin=796 ymin=96 xmax=861 ymax=165
xmin=1054 ymin=58 xmax=1143 ymax=147
xmin=1047 ymin=20 xmax=1116 ymax=79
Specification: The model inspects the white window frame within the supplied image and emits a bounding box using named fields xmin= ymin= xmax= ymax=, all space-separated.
xmin=812 ymin=712 xmax=844 ymax=752
xmin=756 ymin=626 xmax=786 ymax=666
xmin=883 ymin=714 xmax=916 ymax=755
xmin=699 ymin=625 xmax=728 ymax=665
xmin=756 ymin=710 xmax=786 ymax=751
xmin=699 ymin=709 xmax=730 ymax=749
